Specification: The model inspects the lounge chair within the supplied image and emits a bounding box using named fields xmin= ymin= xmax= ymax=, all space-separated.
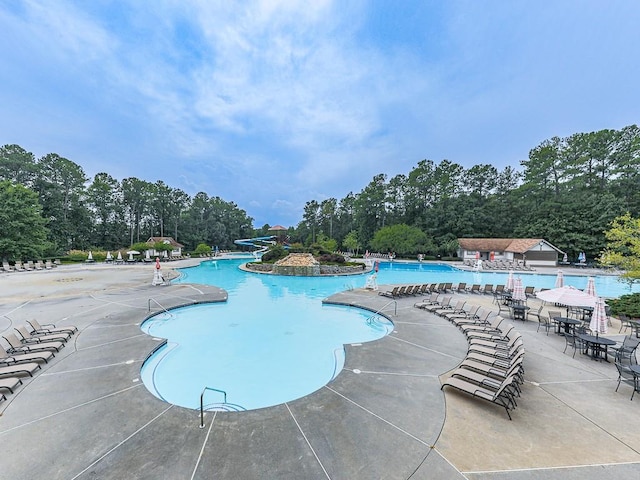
xmin=14 ymin=261 xmax=25 ymax=272
xmin=524 ymin=286 xmax=536 ymax=298
xmin=421 ymin=296 xmax=452 ymax=312
xmin=379 ymin=286 xmax=400 ymax=298
xmin=15 ymin=325 xmax=70 ymax=344
xmin=2 ymin=261 xmax=14 ymax=272
xmin=414 ymin=293 xmax=440 ymax=309
xmin=0 ymin=362 xmax=41 ymax=378
xmin=27 ymin=318 xmax=77 ymax=335
xmin=0 ymin=376 xmax=23 ymax=394
xmin=1 ymin=348 xmax=54 ymax=365
xmin=441 ymin=282 xmax=453 ymax=293
xmin=452 ymin=282 xmax=467 ymax=293
xmin=467 ymin=284 xmax=481 ymax=294
xmin=482 ymin=284 xmax=494 ymax=295
xmin=441 ymin=373 xmax=519 ymax=420
xmin=2 ymin=333 xmax=65 ymax=353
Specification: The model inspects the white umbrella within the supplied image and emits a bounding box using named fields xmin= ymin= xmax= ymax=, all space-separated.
xmin=145 ymin=250 xmax=151 ymax=260
xmin=116 ymin=251 xmax=123 ymax=261
xmin=589 ymin=297 xmax=608 ymax=336
xmin=106 ymin=251 xmax=112 ymax=260
xmin=584 ymin=277 xmax=596 ymax=297
xmin=87 ymin=251 xmax=93 ymax=261
xmin=126 ymin=250 xmax=140 ymax=261
xmin=536 ymin=285 xmax=597 ymax=308
xmin=554 ymin=270 xmax=564 ymax=288
xmin=506 ymin=270 xmax=515 ymax=291
xmin=511 ymin=277 xmax=526 ymax=303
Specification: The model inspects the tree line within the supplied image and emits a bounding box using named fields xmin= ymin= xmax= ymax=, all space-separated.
xmin=0 ymin=145 xmax=253 ymax=260
xmin=290 ymin=125 xmax=640 ymax=261
xmin=2 ymin=124 xmax=639 ymax=262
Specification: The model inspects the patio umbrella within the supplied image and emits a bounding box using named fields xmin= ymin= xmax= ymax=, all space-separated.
xmin=554 ymin=270 xmax=564 ymax=288
xmin=126 ymin=250 xmax=140 ymax=261
xmin=87 ymin=251 xmax=93 ymax=261
xmin=511 ymin=277 xmax=526 ymax=303
xmin=589 ymin=297 xmax=608 ymax=336
xmin=145 ymin=250 xmax=151 ymax=261
xmin=116 ymin=251 xmax=123 ymax=261
xmin=562 ymin=252 xmax=568 ymax=263
xmin=106 ymin=251 xmax=112 ymax=260
xmin=536 ymin=285 xmax=597 ymax=309
xmin=584 ymin=277 xmax=596 ymax=297
xmin=506 ymin=270 xmax=515 ymax=291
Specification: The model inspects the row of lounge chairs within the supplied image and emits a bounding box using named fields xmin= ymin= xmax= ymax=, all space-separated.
xmin=0 ymin=319 xmax=77 ymax=406
xmin=412 ymin=295 xmax=525 ymax=420
xmin=380 ymin=282 xmax=537 ymax=299
xmin=1 ymin=259 xmax=58 ymax=273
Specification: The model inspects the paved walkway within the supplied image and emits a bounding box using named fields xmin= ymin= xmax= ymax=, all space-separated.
xmin=1 ymin=263 xmax=639 ymax=479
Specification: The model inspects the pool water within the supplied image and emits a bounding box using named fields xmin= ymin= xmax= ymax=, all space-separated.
xmin=141 ymin=259 xmax=638 ymax=412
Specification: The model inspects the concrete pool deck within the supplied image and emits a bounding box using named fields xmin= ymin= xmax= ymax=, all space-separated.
xmin=1 ymin=261 xmax=639 ymax=479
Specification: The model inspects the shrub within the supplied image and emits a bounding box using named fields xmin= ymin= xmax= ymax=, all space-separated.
xmin=261 ymin=245 xmax=288 ymax=263
xmin=316 ymin=253 xmax=345 ymax=264
xmin=607 ymin=293 xmax=640 ymax=318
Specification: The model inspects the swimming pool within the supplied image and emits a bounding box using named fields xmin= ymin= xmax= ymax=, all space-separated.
xmin=141 ymin=260 xmax=638 ymax=412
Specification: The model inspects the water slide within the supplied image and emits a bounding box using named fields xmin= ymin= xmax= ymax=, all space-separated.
xmin=234 ymin=236 xmax=276 ymax=254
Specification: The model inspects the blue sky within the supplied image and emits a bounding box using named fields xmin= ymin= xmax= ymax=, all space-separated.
xmin=1 ymin=1 xmax=639 ymax=228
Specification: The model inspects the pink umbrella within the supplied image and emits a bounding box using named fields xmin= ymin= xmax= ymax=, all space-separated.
xmin=584 ymin=277 xmax=596 ymax=297
xmin=589 ymin=297 xmax=608 ymax=335
xmin=554 ymin=270 xmax=564 ymax=288
xmin=506 ymin=270 xmax=515 ymax=291
xmin=536 ymin=285 xmax=597 ymax=308
xmin=511 ymin=277 xmax=526 ymax=303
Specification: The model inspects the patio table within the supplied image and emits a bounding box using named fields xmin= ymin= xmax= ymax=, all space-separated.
xmin=577 ymin=333 xmax=616 ymax=362
xmin=553 ymin=316 xmax=582 ymax=335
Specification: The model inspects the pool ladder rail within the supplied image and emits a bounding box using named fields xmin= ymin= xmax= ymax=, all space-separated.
xmin=200 ymin=387 xmax=246 ymax=428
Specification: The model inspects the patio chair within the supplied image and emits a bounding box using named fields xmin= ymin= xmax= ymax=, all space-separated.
xmin=535 ymin=312 xmax=556 ymax=335
xmin=618 ymin=314 xmax=634 ymax=334
xmin=27 ymin=318 xmax=77 ymax=335
xmin=610 ymin=336 xmax=640 ymax=364
xmin=524 ymin=286 xmax=536 ymax=298
xmin=452 ymin=282 xmax=466 ymax=293
xmin=562 ymin=332 xmax=580 ymax=358
xmin=614 ymin=359 xmax=639 ymax=400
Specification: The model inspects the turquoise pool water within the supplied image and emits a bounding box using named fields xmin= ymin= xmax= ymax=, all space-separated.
xmin=141 ymin=259 xmax=638 ymax=412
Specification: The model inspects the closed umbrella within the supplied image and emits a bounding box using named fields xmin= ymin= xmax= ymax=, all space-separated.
xmin=584 ymin=277 xmax=596 ymax=297
xmin=87 ymin=251 xmax=93 ymax=261
xmin=506 ymin=270 xmax=515 ymax=291
xmin=554 ymin=270 xmax=564 ymax=288
xmin=536 ymin=285 xmax=597 ymax=309
xmin=106 ymin=251 xmax=112 ymax=260
xmin=511 ymin=277 xmax=526 ymax=304
xmin=589 ymin=297 xmax=608 ymax=336
xmin=116 ymin=251 xmax=123 ymax=261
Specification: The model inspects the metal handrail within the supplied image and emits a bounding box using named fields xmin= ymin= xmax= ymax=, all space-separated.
xmin=200 ymin=386 xmax=227 ymax=428
xmin=377 ymin=300 xmax=397 ymax=316
xmin=148 ymin=298 xmax=172 ymax=315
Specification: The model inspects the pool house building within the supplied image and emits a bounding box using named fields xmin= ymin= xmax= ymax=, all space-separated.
xmin=457 ymin=238 xmax=565 ymax=267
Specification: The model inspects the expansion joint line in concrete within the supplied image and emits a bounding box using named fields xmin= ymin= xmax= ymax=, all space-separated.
xmin=40 ymin=359 xmax=141 ymax=376
xmin=69 ymin=404 xmax=174 ymax=480
xmin=325 ymin=385 xmax=431 ymax=448
xmin=462 ymin=460 xmax=640 ymax=475
xmin=0 ymin=383 xmax=144 ymax=436
xmin=191 ymin=411 xmax=217 ymax=480
xmin=286 ymin=403 xmax=331 ymax=479
xmin=89 ymin=292 xmax=151 ymax=310
xmin=348 ymin=368 xmax=439 ymax=378
xmin=539 ymin=383 xmax=640 ymax=457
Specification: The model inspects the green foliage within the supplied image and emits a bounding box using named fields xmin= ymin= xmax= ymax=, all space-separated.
xmin=261 ymin=245 xmax=288 ymax=263
xmin=153 ymin=241 xmax=173 ymax=252
xmin=370 ymin=224 xmax=430 ymax=256
xmin=0 ymin=181 xmax=49 ymax=260
xmin=316 ymin=253 xmax=345 ymax=264
xmin=131 ymin=242 xmax=151 ymax=253
xmin=599 ymin=213 xmax=640 ymax=286
xmin=342 ymin=230 xmax=360 ymax=254
xmin=607 ymin=293 xmax=640 ymax=319
xmin=194 ymin=243 xmax=212 ymax=254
